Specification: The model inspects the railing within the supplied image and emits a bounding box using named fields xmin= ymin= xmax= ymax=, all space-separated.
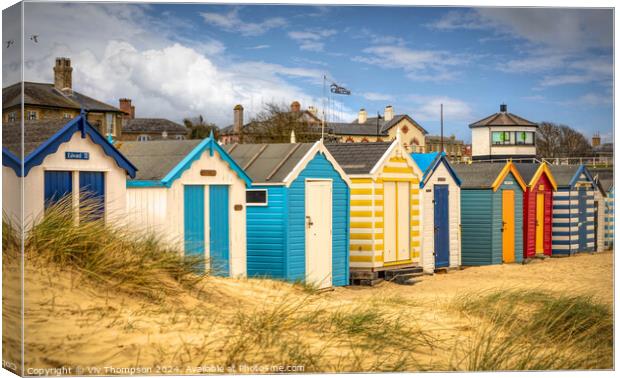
xmin=451 ymin=156 xmax=613 ymax=167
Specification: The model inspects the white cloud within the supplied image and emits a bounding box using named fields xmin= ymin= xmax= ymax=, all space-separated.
xmin=287 ymin=29 xmax=337 ymax=52
xmin=18 ymin=3 xmax=335 ymax=126
xmin=353 ymin=45 xmax=471 ymax=82
xmin=200 ymin=7 xmax=287 ymax=36
xmin=407 ymin=95 xmax=474 ymax=122
xmin=246 ymin=44 xmax=270 ymax=50
xmin=360 ymin=92 xmax=393 ymax=102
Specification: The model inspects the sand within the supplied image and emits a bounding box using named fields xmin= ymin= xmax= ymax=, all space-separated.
xmin=3 ymin=251 xmax=613 ymax=373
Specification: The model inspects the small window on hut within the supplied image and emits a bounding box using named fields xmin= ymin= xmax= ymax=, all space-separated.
xmin=246 ymin=190 xmax=268 ymax=206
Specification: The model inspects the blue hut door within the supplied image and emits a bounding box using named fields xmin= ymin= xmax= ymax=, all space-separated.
xmin=79 ymin=171 xmax=105 ymax=221
xmin=305 ymin=180 xmax=332 ymax=289
xmin=434 ymin=185 xmax=450 ymax=268
xmin=578 ymin=187 xmax=588 ymax=251
xmin=184 ymin=185 xmax=206 ymax=273
xmin=44 ymin=171 xmax=73 ymax=209
xmin=209 ymin=185 xmax=230 ymax=276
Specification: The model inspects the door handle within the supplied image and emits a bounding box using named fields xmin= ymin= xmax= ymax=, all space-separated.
xmin=306 ymin=216 xmax=314 ymax=227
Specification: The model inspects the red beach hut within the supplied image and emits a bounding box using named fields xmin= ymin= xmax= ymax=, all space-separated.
xmin=514 ymin=162 xmax=557 ymax=258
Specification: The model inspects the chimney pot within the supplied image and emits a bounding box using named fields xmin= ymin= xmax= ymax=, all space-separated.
xmin=234 ymin=104 xmax=244 ymax=138
xmin=53 ymin=57 xmax=73 ymax=93
xmin=290 ymin=101 xmax=301 ymax=113
xmin=130 ymin=105 xmax=135 ymax=119
xmin=384 ymin=105 xmax=394 ymax=122
xmin=358 ymin=108 xmax=367 ymax=124
xmin=119 ymin=98 xmax=133 ymax=119
xmin=500 ymin=104 xmax=507 ymax=112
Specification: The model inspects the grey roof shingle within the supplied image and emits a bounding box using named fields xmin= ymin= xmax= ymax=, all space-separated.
xmin=117 ymin=140 xmax=202 ymax=181
xmin=469 ymin=110 xmax=537 ymax=128
xmin=2 ymin=118 xmax=73 ymax=157
xmin=122 ymin=118 xmax=188 ymax=134
xmin=224 ymin=143 xmax=315 ymax=183
xmin=333 ymin=114 xmax=428 ymax=135
xmin=325 ymin=142 xmax=391 ymax=175
xmin=452 ymin=163 xmax=506 ymax=189
xmin=547 ymin=165 xmax=583 ymax=187
xmin=513 ymin=163 xmax=541 ymax=184
xmin=3 ymin=82 xmax=122 ymax=113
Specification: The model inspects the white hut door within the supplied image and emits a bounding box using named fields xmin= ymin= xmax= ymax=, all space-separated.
xmin=383 ymin=182 xmax=397 ymax=263
xmin=305 ymin=180 xmax=333 ymax=289
xmin=396 ymin=181 xmax=411 ymax=261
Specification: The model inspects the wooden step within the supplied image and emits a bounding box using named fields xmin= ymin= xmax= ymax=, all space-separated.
xmin=383 ymin=266 xmax=423 ymax=280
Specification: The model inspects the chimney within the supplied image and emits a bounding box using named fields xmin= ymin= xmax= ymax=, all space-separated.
xmin=119 ymin=98 xmax=133 ymax=120
xmin=307 ymin=106 xmax=317 ymax=117
xmin=358 ymin=108 xmax=367 ymax=124
xmin=130 ymin=105 xmax=135 ymax=119
xmin=290 ymin=101 xmax=301 ymax=113
xmin=384 ymin=105 xmax=394 ymax=122
xmin=592 ymin=132 xmax=601 ymax=147
xmin=233 ymin=104 xmax=244 ymax=135
xmin=53 ymin=57 xmax=73 ymax=93
xmin=500 ymin=104 xmax=507 ymax=113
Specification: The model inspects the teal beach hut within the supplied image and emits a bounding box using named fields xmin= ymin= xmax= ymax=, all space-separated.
xmin=453 ymin=162 xmax=526 ymax=265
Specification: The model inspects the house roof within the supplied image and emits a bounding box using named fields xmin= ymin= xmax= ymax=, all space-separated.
xmin=119 ymin=135 xmax=251 ymax=186
xmin=122 ymin=118 xmax=188 ymax=134
xmin=220 ymin=110 xmax=321 ymax=135
xmin=225 ymin=143 xmax=315 ymax=183
xmin=3 ymin=82 xmax=122 ymax=113
xmin=329 ymin=114 xmax=427 ymax=137
xmin=2 ymin=114 xmax=137 ymax=177
xmin=453 ymin=162 xmax=525 ymax=190
xmin=325 ymin=142 xmax=392 ymax=175
xmin=469 ymin=108 xmax=537 ymax=129
xmin=548 ymin=165 xmax=593 ymax=188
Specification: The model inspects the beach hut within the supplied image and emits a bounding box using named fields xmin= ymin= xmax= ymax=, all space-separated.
xmin=2 ymin=113 xmax=136 ymax=227
xmin=326 ymin=138 xmax=424 ymax=282
xmin=453 ymin=162 xmax=526 ymax=265
xmin=119 ymin=134 xmax=251 ymax=277
xmin=548 ymin=165 xmax=596 ymax=255
xmin=225 ymin=141 xmax=351 ymax=289
xmin=411 ymin=152 xmax=462 ymax=273
xmin=601 ymin=179 xmax=614 ymax=249
xmin=513 ymin=163 xmax=557 ymax=259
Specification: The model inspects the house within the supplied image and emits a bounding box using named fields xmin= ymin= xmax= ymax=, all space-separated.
xmin=411 ymin=152 xmax=462 ymax=273
xmin=2 ymin=58 xmax=125 ymax=138
xmin=116 ymin=99 xmax=189 ymax=141
xmin=469 ymin=104 xmax=538 ymax=161
xmin=454 ymin=162 xmax=526 ymax=265
xmin=326 ymin=136 xmax=424 ymax=282
xmin=548 ymin=165 xmax=596 ymax=255
xmin=513 ymin=163 xmax=557 ymax=259
xmin=225 ymin=140 xmax=351 ymax=288
xmin=329 ymin=106 xmax=428 ymax=153
xmin=2 ymin=113 xmax=136 ymax=227
xmin=118 ymin=134 xmax=251 ymax=277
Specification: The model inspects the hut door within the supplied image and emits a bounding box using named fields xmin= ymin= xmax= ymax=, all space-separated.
xmin=79 ymin=171 xmax=105 ymax=221
xmin=383 ymin=182 xmax=397 ymax=263
xmin=578 ymin=187 xmax=588 ymax=251
xmin=396 ymin=181 xmax=411 ymax=261
xmin=44 ymin=171 xmax=73 ymax=209
xmin=434 ymin=185 xmax=450 ymax=268
xmin=502 ymin=190 xmax=515 ymax=263
xmin=536 ymin=193 xmax=545 ymax=254
xmin=305 ymin=180 xmax=332 ymax=289
xmin=184 ymin=185 xmax=206 ymax=274
xmin=209 ymin=185 xmax=230 ymax=276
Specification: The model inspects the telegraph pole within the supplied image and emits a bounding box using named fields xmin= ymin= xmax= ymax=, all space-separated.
xmin=440 ymin=103 xmax=444 ymax=153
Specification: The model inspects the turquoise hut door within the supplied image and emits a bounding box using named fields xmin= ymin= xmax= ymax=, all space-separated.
xmin=305 ymin=180 xmax=332 ymax=289
xmin=184 ymin=185 xmax=205 ymax=273
xmin=209 ymin=185 xmax=230 ymax=276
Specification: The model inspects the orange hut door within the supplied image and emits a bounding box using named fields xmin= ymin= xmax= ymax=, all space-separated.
xmin=535 ymin=193 xmax=545 ymax=255
xmin=502 ymin=190 xmax=515 ymax=263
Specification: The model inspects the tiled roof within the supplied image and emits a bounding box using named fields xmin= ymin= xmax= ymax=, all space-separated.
xmin=325 ymin=142 xmax=392 ymax=175
xmin=3 ymin=118 xmax=72 ymax=157
xmin=513 ymin=163 xmax=541 ymax=184
xmin=224 ymin=143 xmax=315 ymax=183
xmin=453 ymin=163 xmax=505 ymax=189
xmin=117 ymin=140 xmax=202 ymax=181
xmin=122 ymin=118 xmax=188 ymax=134
xmin=2 ymin=82 xmax=122 ymax=113
xmin=469 ymin=110 xmax=537 ymax=128
xmin=547 ymin=165 xmax=583 ymax=187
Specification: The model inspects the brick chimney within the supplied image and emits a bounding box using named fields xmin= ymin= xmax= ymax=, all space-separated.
xmin=130 ymin=105 xmax=135 ymax=119
xmin=119 ymin=98 xmax=134 ymax=120
xmin=358 ymin=108 xmax=367 ymax=124
xmin=53 ymin=57 xmax=73 ymax=93
xmin=384 ymin=105 xmax=394 ymax=122
xmin=233 ymin=104 xmax=244 ymax=137
xmin=290 ymin=101 xmax=301 ymax=113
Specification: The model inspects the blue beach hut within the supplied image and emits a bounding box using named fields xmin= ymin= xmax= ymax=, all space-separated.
xmin=226 ymin=141 xmax=352 ymax=289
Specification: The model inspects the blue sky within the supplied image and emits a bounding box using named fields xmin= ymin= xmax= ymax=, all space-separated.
xmin=8 ymin=3 xmax=613 ymax=142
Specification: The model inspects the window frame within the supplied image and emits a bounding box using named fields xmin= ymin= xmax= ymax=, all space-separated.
xmin=8 ymin=111 xmax=16 ymax=122
xmin=26 ymin=111 xmax=37 ymax=120
xmin=246 ymin=189 xmax=268 ymax=206
xmin=491 ymin=131 xmax=535 ymax=146
xmin=137 ymin=135 xmax=151 ymax=142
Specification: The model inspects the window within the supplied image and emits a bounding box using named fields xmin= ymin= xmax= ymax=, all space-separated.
xmin=246 ymin=190 xmax=268 ymax=206
xmin=345 ymin=137 xmax=354 ymax=143
xmin=492 ymin=131 xmax=513 ymax=145
xmin=137 ymin=135 xmax=151 ymax=142
xmin=8 ymin=112 xmax=16 ymax=122
xmin=106 ymin=113 xmax=114 ymax=135
xmin=492 ymin=131 xmax=534 ymax=146
xmin=361 ymin=138 xmax=369 ymax=143
xmin=63 ymin=113 xmax=72 ymax=119
xmin=516 ymin=131 xmax=535 ymax=145
xmin=175 ymin=135 xmax=185 ymax=140
xmin=26 ymin=111 xmax=37 ymax=120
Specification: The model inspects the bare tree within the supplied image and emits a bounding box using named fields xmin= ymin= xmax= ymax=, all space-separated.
xmin=536 ymin=122 xmax=593 ymax=158
xmin=244 ymin=102 xmax=328 ymax=143
xmin=183 ymin=115 xmax=219 ymax=140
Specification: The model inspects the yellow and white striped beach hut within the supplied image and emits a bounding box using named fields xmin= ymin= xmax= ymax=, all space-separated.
xmin=326 ymin=136 xmax=424 ymax=280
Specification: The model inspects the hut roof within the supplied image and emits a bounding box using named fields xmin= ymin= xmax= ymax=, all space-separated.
xmin=453 ymin=163 xmax=506 ymax=189
xmin=547 ymin=165 xmax=593 ymax=188
xmin=118 ymin=140 xmax=202 ymax=181
xmin=324 ymin=142 xmax=392 ymax=175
